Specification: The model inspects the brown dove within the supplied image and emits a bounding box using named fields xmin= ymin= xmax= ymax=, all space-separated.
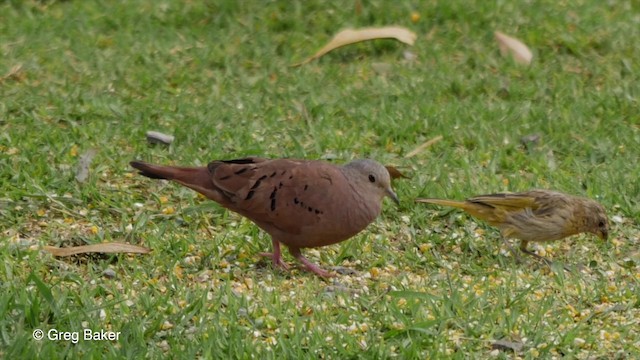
xmin=131 ymin=158 xmax=399 ymax=277
xmin=416 ymin=190 xmax=608 ymax=260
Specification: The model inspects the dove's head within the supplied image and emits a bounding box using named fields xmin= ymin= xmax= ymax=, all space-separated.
xmin=344 ymin=159 xmax=399 ymax=205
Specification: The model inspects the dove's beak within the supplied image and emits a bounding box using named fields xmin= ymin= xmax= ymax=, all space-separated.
xmin=386 ymin=188 xmax=400 ymax=205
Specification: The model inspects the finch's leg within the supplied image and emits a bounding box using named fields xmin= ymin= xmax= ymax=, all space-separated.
xmin=288 ymin=247 xmax=335 ymax=278
xmin=259 ymin=239 xmax=290 ymax=271
xmin=501 ymin=237 xmax=523 ymax=263
xmin=519 ymin=240 xmax=552 ymax=263
xmin=519 ymin=240 xmax=571 ymax=271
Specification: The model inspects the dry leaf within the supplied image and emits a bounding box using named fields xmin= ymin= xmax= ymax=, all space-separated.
xmin=495 ymin=31 xmax=532 ymax=65
xmin=385 ymin=166 xmax=410 ymax=180
xmin=44 ymin=243 xmax=151 ymax=257
xmin=294 ymin=26 xmax=417 ymax=66
xmin=405 ymin=135 xmax=443 ymax=158
xmin=146 ymin=131 xmax=175 ymax=145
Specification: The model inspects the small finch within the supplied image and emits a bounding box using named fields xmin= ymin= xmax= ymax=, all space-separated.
xmin=416 ymin=190 xmax=609 ymax=260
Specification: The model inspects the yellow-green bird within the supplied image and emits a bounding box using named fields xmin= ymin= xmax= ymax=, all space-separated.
xmin=416 ymin=190 xmax=609 ymax=259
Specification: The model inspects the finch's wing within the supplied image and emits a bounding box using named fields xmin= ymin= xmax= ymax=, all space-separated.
xmin=467 ymin=192 xmax=540 ymax=212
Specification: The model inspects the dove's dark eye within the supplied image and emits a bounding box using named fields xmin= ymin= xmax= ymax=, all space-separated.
xmin=368 ymin=175 xmax=376 ymax=183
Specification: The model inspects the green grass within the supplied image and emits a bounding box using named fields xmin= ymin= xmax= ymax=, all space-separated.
xmin=1 ymin=0 xmax=639 ymax=358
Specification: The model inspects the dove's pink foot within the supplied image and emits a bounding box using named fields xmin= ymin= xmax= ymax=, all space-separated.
xmin=259 ymin=239 xmax=290 ymax=270
xmin=288 ymin=247 xmax=335 ymax=278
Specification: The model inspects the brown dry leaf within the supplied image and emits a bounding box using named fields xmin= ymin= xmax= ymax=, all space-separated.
xmin=44 ymin=243 xmax=151 ymax=257
xmin=294 ymin=26 xmax=417 ymax=66
xmin=494 ymin=31 xmax=532 ymax=65
xmin=405 ymin=135 xmax=443 ymax=158
xmin=385 ymin=166 xmax=410 ymax=180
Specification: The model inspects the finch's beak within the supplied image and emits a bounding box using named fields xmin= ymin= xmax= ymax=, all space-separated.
xmin=386 ymin=188 xmax=400 ymax=205
xmin=599 ymin=229 xmax=608 ymax=241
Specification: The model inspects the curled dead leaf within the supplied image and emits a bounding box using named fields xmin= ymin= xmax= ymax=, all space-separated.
xmin=146 ymin=131 xmax=175 ymax=145
xmin=294 ymin=26 xmax=417 ymax=66
xmin=495 ymin=31 xmax=532 ymax=65
xmin=405 ymin=135 xmax=443 ymax=158
xmin=44 ymin=243 xmax=151 ymax=257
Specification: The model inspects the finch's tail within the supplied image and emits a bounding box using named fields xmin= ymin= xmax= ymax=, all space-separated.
xmin=130 ymin=161 xmax=219 ymax=200
xmin=415 ymin=198 xmax=469 ymax=209
xmin=416 ymin=197 xmax=500 ymax=224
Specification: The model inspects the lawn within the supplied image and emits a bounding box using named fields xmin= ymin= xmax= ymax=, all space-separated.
xmin=1 ymin=0 xmax=639 ymax=358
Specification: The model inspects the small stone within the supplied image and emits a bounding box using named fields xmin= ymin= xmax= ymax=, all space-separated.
xmin=102 ymin=268 xmax=117 ymax=279
xmin=492 ymin=339 xmax=524 ymax=352
xmin=329 ymin=266 xmax=358 ymax=275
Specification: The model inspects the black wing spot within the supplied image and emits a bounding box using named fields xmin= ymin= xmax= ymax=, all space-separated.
xmin=289 ymin=175 xmax=293 ymax=179
xmin=308 ymin=207 xmax=313 ymax=212
xmin=281 ymin=170 xmax=287 ymax=175
xmin=279 ymin=182 xmax=283 ymax=189
xmin=315 ymin=209 xmax=321 ymax=214
xmin=234 ymin=167 xmax=249 ymax=175
xmin=270 ymin=171 xmax=277 ymax=178
xmin=304 ymin=185 xmax=308 ymax=191
xmin=250 ymin=175 xmax=268 ymax=190
xmin=245 ymin=190 xmax=255 ymax=200
xmin=219 ymin=175 xmax=231 ymax=180
xmin=294 ymin=197 xmax=299 ymax=204
xmin=223 ymin=158 xmax=257 ymax=165
xmin=270 ymin=187 xmax=277 ymax=199
xmin=270 ymin=198 xmax=276 ymax=211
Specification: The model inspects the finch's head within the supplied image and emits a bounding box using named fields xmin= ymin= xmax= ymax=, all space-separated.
xmin=585 ymin=200 xmax=609 ymax=240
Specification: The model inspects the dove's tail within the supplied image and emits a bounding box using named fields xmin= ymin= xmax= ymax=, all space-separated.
xmin=130 ymin=161 xmax=219 ymax=200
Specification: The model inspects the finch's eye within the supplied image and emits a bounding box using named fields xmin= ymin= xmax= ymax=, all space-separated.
xmin=368 ymin=175 xmax=376 ymax=183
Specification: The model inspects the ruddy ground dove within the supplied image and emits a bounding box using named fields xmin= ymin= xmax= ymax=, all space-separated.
xmin=416 ymin=190 xmax=608 ymax=261
xmin=131 ymin=157 xmax=399 ymax=277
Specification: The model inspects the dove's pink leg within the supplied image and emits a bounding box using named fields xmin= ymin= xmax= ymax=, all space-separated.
xmin=259 ymin=239 xmax=290 ymax=270
xmin=288 ymin=247 xmax=335 ymax=278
